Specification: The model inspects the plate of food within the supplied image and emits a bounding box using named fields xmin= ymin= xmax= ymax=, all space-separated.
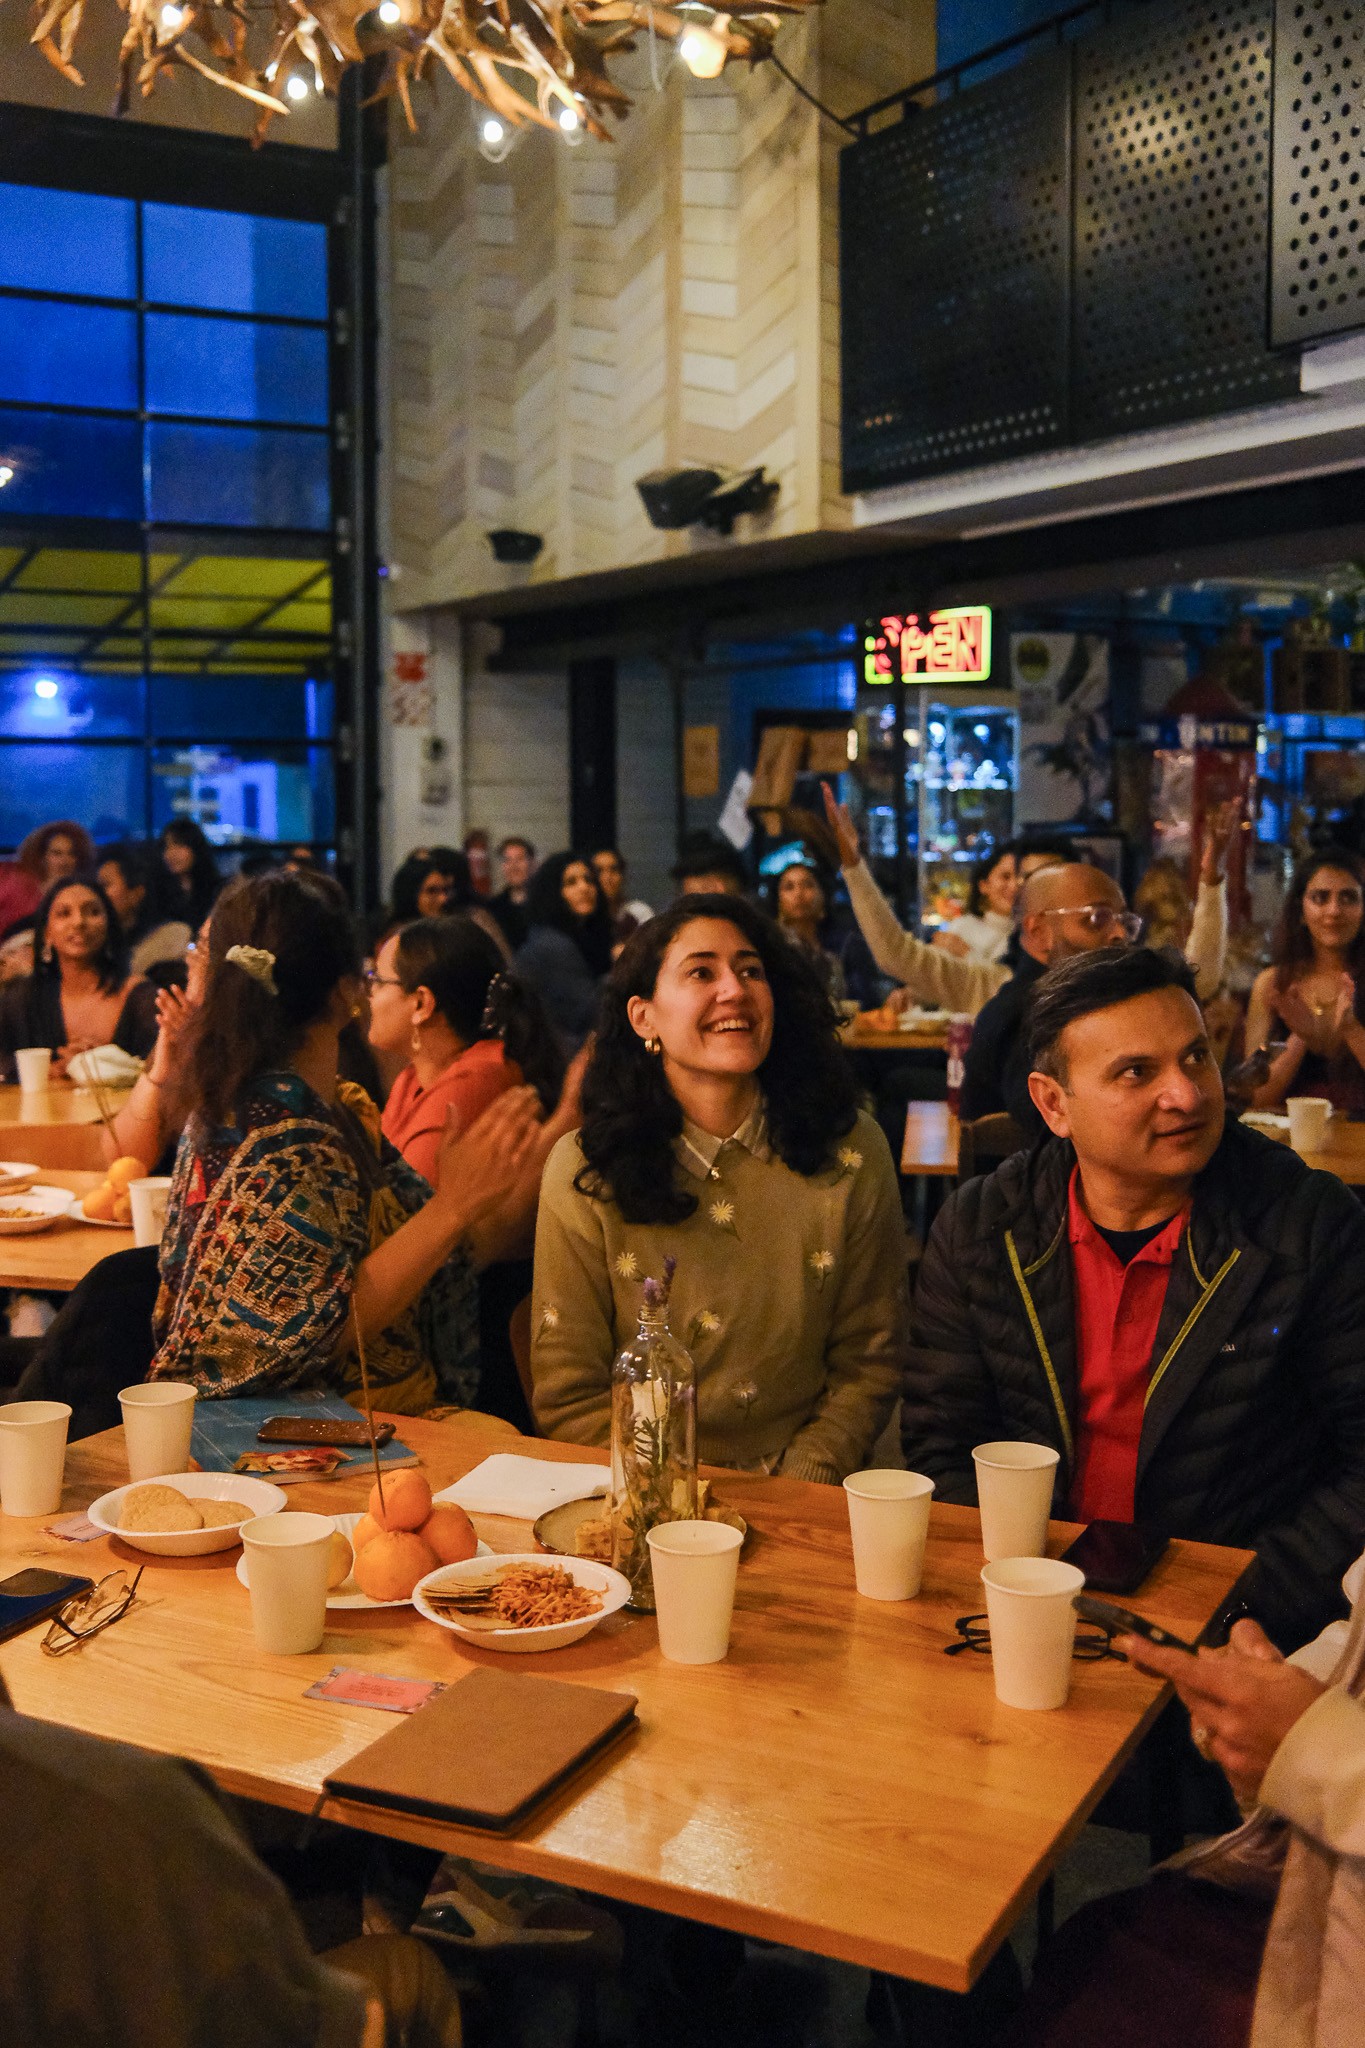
xmin=0 ymin=1161 xmax=39 ymax=1196
xmin=0 ymin=1185 xmax=78 ymax=1235
xmin=86 ymin=1472 xmax=288 ymax=1556
xmin=536 ymin=1479 xmax=747 ymax=1566
xmin=413 ymin=1553 xmax=631 ymax=1652
xmin=236 ymin=1508 xmax=493 ymax=1611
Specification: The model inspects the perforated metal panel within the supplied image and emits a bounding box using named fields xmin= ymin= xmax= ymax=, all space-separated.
xmin=1271 ymin=0 xmax=1365 ymax=344
xmin=1072 ymin=0 xmax=1297 ymax=438
xmin=839 ymin=49 xmax=1071 ymax=495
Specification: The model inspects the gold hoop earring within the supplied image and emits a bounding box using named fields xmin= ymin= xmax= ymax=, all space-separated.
xmin=411 ymin=1022 xmax=423 ymax=1056
xmin=645 ymin=1036 xmax=662 ymax=1056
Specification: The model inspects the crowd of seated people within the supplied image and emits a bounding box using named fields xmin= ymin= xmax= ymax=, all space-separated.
xmin=8 ymin=800 xmax=1365 ymax=2046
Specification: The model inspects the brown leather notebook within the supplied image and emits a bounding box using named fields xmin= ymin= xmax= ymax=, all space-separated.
xmin=323 ymin=1667 xmax=638 ymax=1832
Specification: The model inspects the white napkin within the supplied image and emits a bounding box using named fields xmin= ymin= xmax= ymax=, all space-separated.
xmin=436 ymin=1453 xmax=608 ymax=1520
xmin=68 ymin=1044 xmax=144 ymax=1087
xmin=1240 ymin=1110 xmax=1290 ymax=1131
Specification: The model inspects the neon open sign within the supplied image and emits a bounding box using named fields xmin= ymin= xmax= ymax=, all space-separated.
xmin=863 ymin=607 xmax=993 ymax=685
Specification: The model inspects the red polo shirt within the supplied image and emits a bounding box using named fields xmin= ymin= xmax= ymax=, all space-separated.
xmin=1067 ymin=1169 xmax=1189 ymax=1523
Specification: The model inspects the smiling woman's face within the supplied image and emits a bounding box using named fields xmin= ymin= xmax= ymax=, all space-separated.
xmin=628 ymin=916 xmax=774 ymax=1080
xmin=46 ymin=884 xmax=108 ymax=965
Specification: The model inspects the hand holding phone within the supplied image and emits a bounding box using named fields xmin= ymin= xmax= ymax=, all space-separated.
xmin=1072 ymin=1593 xmax=1196 ymax=1654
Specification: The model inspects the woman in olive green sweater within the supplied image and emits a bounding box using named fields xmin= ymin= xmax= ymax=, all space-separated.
xmin=530 ymin=895 xmax=908 ymax=1483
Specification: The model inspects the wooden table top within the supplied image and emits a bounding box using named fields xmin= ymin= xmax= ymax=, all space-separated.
xmin=0 ymin=1169 xmax=134 ymax=1292
xmin=901 ymin=1099 xmax=960 ymax=1177
xmin=0 ymin=1418 xmax=1249 ymax=1991
xmin=844 ymin=1023 xmax=950 ymax=1053
xmin=1257 ymin=1114 xmax=1365 ymax=1186
xmin=0 ymin=1082 xmax=121 ymax=1127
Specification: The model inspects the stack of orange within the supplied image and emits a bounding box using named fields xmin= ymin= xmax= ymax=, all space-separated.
xmin=81 ymin=1155 xmax=150 ymax=1225
xmin=352 ymin=1470 xmax=479 ymax=1601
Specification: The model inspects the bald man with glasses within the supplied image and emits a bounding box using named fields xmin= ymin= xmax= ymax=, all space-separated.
xmin=961 ymin=864 xmax=1149 ymax=1138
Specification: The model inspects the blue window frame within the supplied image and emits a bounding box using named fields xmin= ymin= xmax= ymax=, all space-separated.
xmin=0 ymin=179 xmax=337 ymax=856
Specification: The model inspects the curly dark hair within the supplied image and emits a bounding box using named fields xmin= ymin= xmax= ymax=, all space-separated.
xmin=574 ymin=893 xmax=861 ymax=1225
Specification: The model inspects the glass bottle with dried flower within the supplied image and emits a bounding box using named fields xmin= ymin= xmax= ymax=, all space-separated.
xmin=608 ymin=1259 xmax=697 ymax=1610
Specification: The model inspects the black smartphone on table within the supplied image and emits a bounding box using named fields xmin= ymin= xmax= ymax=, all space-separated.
xmin=0 ymin=1568 xmax=93 ymax=1644
xmin=1060 ymin=1520 xmax=1168 ymax=1594
xmin=1072 ymin=1594 xmax=1196 ymax=1654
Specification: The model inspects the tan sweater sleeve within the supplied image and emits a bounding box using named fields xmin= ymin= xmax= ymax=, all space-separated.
xmin=1261 ymin=1684 xmax=1365 ymax=1857
xmin=529 ymin=1132 xmax=616 ymax=1446
xmin=1185 ymin=878 xmax=1228 ymax=1000
xmin=779 ymin=1115 xmax=909 ymax=1485
xmin=843 ymin=860 xmax=1008 ymax=1017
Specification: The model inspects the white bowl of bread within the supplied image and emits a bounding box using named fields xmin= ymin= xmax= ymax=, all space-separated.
xmin=86 ymin=1472 xmax=288 ymax=1555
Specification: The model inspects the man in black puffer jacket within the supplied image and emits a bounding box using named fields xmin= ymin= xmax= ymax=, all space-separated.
xmin=905 ymin=945 xmax=1365 ymax=1650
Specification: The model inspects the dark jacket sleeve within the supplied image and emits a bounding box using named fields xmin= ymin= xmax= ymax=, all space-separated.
xmin=901 ymin=1186 xmax=1006 ymax=1499
xmin=1240 ymin=1178 xmax=1365 ymax=1646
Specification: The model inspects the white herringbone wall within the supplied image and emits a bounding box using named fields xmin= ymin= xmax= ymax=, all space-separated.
xmin=384 ymin=0 xmax=931 ymax=611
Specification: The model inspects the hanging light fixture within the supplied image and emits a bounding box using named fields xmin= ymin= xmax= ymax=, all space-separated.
xmin=17 ymin=0 xmax=815 ymax=141
xmin=679 ymin=12 xmax=729 ymax=77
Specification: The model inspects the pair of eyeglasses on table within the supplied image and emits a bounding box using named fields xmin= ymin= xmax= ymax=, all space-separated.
xmin=41 ymin=1568 xmax=144 ymax=1657
xmin=943 ymin=1612 xmax=1124 ymax=1662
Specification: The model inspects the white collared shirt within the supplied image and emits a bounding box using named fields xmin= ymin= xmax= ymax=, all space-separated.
xmin=676 ymin=1099 xmax=771 ymax=1181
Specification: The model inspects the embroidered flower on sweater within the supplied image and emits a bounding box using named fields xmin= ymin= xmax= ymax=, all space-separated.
xmin=689 ymin=1308 xmax=722 ymax=1346
xmin=613 ymin=1251 xmax=640 ymax=1280
xmin=809 ymin=1249 xmax=835 ymax=1288
xmin=708 ymin=1199 xmax=738 ymax=1235
xmin=837 ymin=1146 xmax=863 ymax=1175
xmin=540 ymin=1304 xmax=561 ymax=1329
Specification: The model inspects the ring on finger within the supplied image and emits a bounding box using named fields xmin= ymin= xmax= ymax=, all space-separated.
xmin=1191 ymin=1721 xmax=1215 ymax=1760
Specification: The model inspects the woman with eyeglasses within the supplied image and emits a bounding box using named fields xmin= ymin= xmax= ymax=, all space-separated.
xmin=1246 ymin=849 xmax=1365 ymax=1111
xmin=366 ymin=917 xmax=564 ymax=1186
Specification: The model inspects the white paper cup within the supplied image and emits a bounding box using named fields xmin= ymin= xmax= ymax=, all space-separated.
xmin=119 ymin=1382 xmax=196 ymax=1480
xmin=14 ymin=1047 xmax=51 ymax=1094
xmin=128 ymin=1176 xmax=173 ymax=1249
xmin=843 ymin=1469 xmax=935 ymax=1600
xmin=241 ymin=1512 xmax=333 ymax=1654
xmin=981 ymin=1557 xmax=1085 ymax=1709
xmin=646 ymin=1520 xmax=743 ymax=1664
xmin=973 ymin=1441 xmax=1060 ymax=1561
xmin=1286 ymin=1096 xmax=1331 ymax=1153
xmin=0 ymin=1399 xmax=71 ymax=1516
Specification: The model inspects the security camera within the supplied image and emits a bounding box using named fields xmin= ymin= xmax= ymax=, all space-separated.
xmin=486 ymin=528 xmax=543 ymax=564
xmin=635 ymin=465 xmax=778 ymax=536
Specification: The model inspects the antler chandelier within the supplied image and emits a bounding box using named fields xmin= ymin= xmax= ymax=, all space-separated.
xmin=20 ymin=0 xmax=820 ymax=141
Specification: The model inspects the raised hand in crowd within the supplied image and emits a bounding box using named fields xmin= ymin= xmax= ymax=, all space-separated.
xmin=820 ymin=780 xmax=862 ymax=871
xmin=1272 ymin=971 xmax=1356 ymax=1058
xmin=1198 ymin=799 xmax=1241 ymax=887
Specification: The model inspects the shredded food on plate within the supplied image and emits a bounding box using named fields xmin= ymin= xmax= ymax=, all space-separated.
xmin=427 ymin=1562 xmax=604 ymax=1629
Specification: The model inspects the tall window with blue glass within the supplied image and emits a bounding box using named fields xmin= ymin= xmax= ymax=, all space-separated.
xmin=0 ymin=181 xmax=335 ymax=855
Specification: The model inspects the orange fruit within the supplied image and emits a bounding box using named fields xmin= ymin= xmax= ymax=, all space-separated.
xmin=422 ymin=1502 xmax=478 ymax=1565
xmin=327 ymin=1531 xmax=354 ymax=1590
xmin=352 ymin=1512 xmax=383 ymax=1554
xmin=82 ymin=1182 xmax=119 ymax=1220
xmin=112 ymin=1193 xmax=132 ymax=1226
xmin=353 ymin=1529 xmax=437 ymax=1602
xmin=367 ymin=1468 xmax=432 ymax=1532
xmin=107 ymin=1156 xmax=150 ymax=1191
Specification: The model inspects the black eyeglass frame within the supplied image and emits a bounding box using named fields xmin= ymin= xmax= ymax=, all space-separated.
xmin=40 ymin=1566 xmax=144 ymax=1656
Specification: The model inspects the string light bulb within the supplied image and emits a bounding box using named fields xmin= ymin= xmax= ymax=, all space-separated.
xmin=558 ymin=104 xmax=579 ymax=131
xmin=679 ymin=16 xmax=727 ymax=76
xmin=0 ymin=465 xmax=13 ymax=489
xmin=377 ymin=2 xmax=402 ymax=21
xmin=482 ymin=116 xmax=505 ymax=144
xmin=285 ymin=72 xmax=310 ymax=99
xmin=159 ymin=3 xmax=184 ymax=25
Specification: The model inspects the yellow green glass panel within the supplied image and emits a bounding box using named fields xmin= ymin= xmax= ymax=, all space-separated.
xmin=0 ymin=548 xmax=25 ymax=583
xmin=0 ymin=633 xmax=87 ymax=655
xmin=264 ymin=600 xmax=332 ymax=634
xmin=12 ymin=549 xmax=144 ymax=594
xmin=0 ymin=593 xmax=129 ymax=628
xmin=149 ymin=596 xmax=270 ymax=632
xmin=157 ymin=555 xmax=328 ymax=600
